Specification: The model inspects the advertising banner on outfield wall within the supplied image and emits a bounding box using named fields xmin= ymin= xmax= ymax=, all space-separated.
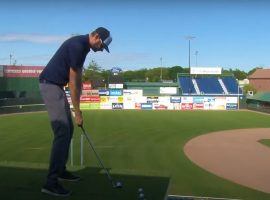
xmin=99 ymin=89 xmax=110 ymax=96
xmin=80 ymin=95 xmax=100 ymax=103
xmin=0 ymin=66 xmax=3 ymax=77
xmin=226 ymin=97 xmax=238 ymax=104
xmin=100 ymin=103 xmax=112 ymax=109
xmin=193 ymin=103 xmax=204 ymax=110
xmin=226 ymin=103 xmax=238 ymax=110
xmin=170 ymin=96 xmax=181 ymax=103
xmin=172 ymin=103 xmax=181 ymax=110
xmin=213 ymin=97 xmax=226 ymax=110
xmin=193 ymin=97 xmax=204 ymax=104
xmin=160 ymin=87 xmax=177 ymax=95
xmin=181 ymin=103 xmax=193 ymax=110
xmin=152 ymin=103 xmax=168 ymax=110
xmin=123 ymin=102 xmax=136 ymax=109
xmin=82 ymin=90 xmax=99 ymax=96
xmin=109 ymin=96 xmax=123 ymax=103
xmin=141 ymin=103 xmax=153 ymax=110
xmin=109 ymin=89 xmax=123 ymax=96
xmin=181 ymin=96 xmax=193 ymax=103
xmin=82 ymin=82 xmax=92 ymax=90
xmin=112 ymin=103 xmax=123 ymax=109
xmin=123 ymin=89 xmax=143 ymax=96
xmin=147 ymin=96 xmax=159 ymax=103
xmin=80 ymin=103 xmax=100 ymax=110
xmin=204 ymin=97 xmax=216 ymax=110
xmin=4 ymin=65 xmax=44 ymax=77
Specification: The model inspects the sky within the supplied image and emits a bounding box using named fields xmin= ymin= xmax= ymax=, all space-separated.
xmin=0 ymin=0 xmax=269 ymax=72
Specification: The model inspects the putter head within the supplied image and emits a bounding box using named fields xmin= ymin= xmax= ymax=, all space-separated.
xmin=113 ymin=181 xmax=123 ymax=188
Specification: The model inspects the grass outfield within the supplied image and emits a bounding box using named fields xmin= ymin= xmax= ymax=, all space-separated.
xmin=1 ymin=110 xmax=270 ymax=199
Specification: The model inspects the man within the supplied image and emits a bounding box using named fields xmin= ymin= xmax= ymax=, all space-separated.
xmin=39 ymin=27 xmax=112 ymax=197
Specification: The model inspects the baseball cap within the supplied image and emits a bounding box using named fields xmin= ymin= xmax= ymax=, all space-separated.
xmin=95 ymin=27 xmax=112 ymax=53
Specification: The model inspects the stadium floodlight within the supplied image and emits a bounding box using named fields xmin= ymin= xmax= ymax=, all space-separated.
xmin=185 ymin=36 xmax=196 ymax=69
xmin=185 ymin=36 xmax=196 ymax=94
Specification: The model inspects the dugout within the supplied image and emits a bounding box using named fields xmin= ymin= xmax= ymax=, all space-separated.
xmin=246 ymin=92 xmax=270 ymax=113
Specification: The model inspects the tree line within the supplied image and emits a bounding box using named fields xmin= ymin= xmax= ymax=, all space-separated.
xmin=83 ymin=60 xmax=261 ymax=84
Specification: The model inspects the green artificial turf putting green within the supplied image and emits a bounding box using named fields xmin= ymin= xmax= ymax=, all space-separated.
xmin=1 ymin=110 xmax=270 ymax=200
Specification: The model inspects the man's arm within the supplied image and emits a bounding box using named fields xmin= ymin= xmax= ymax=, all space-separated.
xmin=69 ymin=67 xmax=83 ymax=126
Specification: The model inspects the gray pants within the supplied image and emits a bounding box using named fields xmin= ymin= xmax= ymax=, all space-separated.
xmin=39 ymin=83 xmax=74 ymax=186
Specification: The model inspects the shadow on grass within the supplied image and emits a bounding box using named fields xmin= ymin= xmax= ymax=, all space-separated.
xmin=0 ymin=166 xmax=170 ymax=200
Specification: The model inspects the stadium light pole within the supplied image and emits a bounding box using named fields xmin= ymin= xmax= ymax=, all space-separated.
xmin=195 ymin=50 xmax=198 ymax=67
xmin=185 ymin=36 xmax=196 ymax=94
xmin=160 ymin=57 xmax=163 ymax=82
xmin=9 ymin=54 xmax=12 ymax=65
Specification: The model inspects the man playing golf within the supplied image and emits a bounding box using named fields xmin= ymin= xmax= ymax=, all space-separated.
xmin=39 ymin=27 xmax=112 ymax=197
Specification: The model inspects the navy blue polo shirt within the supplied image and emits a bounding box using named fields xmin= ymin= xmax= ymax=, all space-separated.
xmin=39 ymin=34 xmax=90 ymax=86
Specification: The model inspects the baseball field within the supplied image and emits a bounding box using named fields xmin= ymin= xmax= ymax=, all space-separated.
xmin=0 ymin=110 xmax=270 ymax=200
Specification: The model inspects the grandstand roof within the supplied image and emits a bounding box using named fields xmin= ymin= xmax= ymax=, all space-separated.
xmin=247 ymin=92 xmax=270 ymax=102
xmin=249 ymin=69 xmax=270 ymax=79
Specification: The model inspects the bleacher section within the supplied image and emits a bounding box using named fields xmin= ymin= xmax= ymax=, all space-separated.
xmin=222 ymin=77 xmax=241 ymax=94
xmin=178 ymin=75 xmax=241 ymax=95
xmin=196 ymin=77 xmax=223 ymax=94
xmin=178 ymin=77 xmax=196 ymax=94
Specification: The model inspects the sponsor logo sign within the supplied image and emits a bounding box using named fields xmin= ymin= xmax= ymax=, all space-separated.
xmin=4 ymin=65 xmax=44 ymax=77
xmin=147 ymin=96 xmax=159 ymax=103
xmin=112 ymin=103 xmax=123 ymax=109
xmin=99 ymin=89 xmax=110 ymax=96
xmin=160 ymin=87 xmax=177 ymax=94
xmin=181 ymin=103 xmax=193 ymax=110
xmin=226 ymin=97 xmax=238 ymax=104
xmin=181 ymin=96 xmax=193 ymax=103
xmin=153 ymin=103 xmax=168 ymax=110
xmin=109 ymin=89 xmax=123 ymax=96
xmin=100 ymin=103 xmax=112 ymax=109
xmin=193 ymin=103 xmax=204 ymax=110
xmin=80 ymin=95 xmax=100 ymax=103
xmin=226 ymin=103 xmax=238 ymax=110
xmin=141 ymin=103 xmax=153 ymax=110
xmin=123 ymin=89 xmax=143 ymax=96
xmin=135 ymin=103 xmax=141 ymax=109
xmin=82 ymin=82 xmax=92 ymax=90
xmin=190 ymin=67 xmax=222 ymax=75
xmin=193 ymin=97 xmax=204 ymax=104
xmin=170 ymin=96 xmax=181 ymax=103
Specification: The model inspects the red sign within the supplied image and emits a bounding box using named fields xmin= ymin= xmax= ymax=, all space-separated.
xmin=80 ymin=95 xmax=100 ymax=103
xmin=193 ymin=103 xmax=204 ymax=110
xmin=3 ymin=65 xmax=44 ymax=78
xmin=82 ymin=82 xmax=92 ymax=90
xmin=181 ymin=103 xmax=193 ymax=110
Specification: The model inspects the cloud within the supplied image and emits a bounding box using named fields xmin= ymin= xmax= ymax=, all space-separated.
xmin=0 ymin=33 xmax=69 ymax=44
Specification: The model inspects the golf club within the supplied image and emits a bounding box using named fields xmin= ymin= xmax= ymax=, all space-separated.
xmin=80 ymin=125 xmax=123 ymax=189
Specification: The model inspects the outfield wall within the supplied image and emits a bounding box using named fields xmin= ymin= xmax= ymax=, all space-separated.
xmin=66 ymin=89 xmax=239 ymax=110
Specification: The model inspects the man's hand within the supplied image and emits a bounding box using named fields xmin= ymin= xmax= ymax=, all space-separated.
xmin=75 ymin=110 xmax=83 ymax=127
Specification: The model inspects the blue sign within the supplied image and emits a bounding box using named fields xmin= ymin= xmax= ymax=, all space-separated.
xmin=193 ymin=97 xmax=204 ymax=104
xmin=99 ymin=89 xmax=109 ymax=96
xmin=226 ymin=103 xmax=238 ymax=110
xmin=170 ymin=97 xmax=181 ymax=103
xmin=109 ymin=89 xmax=123 ymax=96
xmin=141 ymin=103 xmax=153 ymax=110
